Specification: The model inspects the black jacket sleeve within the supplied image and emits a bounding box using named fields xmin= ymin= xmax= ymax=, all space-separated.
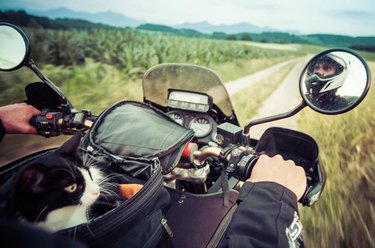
xmin=0 ymin=119 xmax=5 ymax=143
xmin=219 ymin=181 xmax=304 ymax=248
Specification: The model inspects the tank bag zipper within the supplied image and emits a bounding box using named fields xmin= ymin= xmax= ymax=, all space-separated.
xmin=161 ymin=217 xmax=173 ymax=238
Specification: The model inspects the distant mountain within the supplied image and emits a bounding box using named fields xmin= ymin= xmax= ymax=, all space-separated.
xmin=0 ymin=5 xmax=296 ymax=34
xmin=1 ymin=7 xmax=144 ymax=28
xmin=175 ymin=21 xmax=281 ymax=34
xmin=0 ymin=10 xmax=115 ymax=30
xmin=30 ymin=7 xmax=144 ymax=28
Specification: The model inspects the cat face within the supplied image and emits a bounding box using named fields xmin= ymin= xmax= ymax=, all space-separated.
xmin=9 ymin=133 xmax=101 ymax=231
xmin=36 ymin=166 xmax=101 ymax=231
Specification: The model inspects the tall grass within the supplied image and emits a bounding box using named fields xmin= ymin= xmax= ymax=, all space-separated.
xmin=0 ymin=67 xmax=40 ymax=105
xmin=41 ymin=59 xmax=143 ymax=114
xmin=299 ymin=62 xmax=375 ymax=247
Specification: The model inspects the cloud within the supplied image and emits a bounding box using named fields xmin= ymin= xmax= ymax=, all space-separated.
xmin=335 ymin=10 xmax=375 ymax=20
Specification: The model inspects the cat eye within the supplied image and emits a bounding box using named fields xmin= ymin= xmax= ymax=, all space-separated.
xmin=64 ymin=183 xmax=78 ymax=193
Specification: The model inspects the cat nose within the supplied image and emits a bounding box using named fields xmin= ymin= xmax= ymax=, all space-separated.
xmin=92 ymin=189 xmax=100 ymax=196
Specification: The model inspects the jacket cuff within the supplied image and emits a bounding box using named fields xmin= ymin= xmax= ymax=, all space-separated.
xmin=238 ymin=181 xmax=298 ymax=210
xmin=0 ymin=119 xmax=5 ymax=142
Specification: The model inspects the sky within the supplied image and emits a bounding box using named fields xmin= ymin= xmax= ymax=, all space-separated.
xmin=2 ymin=0 xmax=375 ymax=36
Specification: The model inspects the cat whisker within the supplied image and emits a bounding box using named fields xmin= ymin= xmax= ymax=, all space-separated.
xmin=99 ymin=191 xmax=119 ymax=202
xmin=85 ymin=221 xmax=96 ymax=238
xmin=99 ymin=182 xmax=118 ymax=193
xmin=34 ymin=205 xmax=49 ymax=224
xmin=72 ymin=226 xmax=78 ymax=239
xmin=82 ymin=156 xmax=97 ymax=169
xmin=86 ymin=206 xmax=95 ymax=219
xmin=100 ymin=187 xmax=117 ymax=195
xmin=100 ymin=173 xmax=129 ymax=185
xmin=80 ymin=148 xmax=100 ymax=168
xmin=97 ymin=176 xmax=118 ymax=186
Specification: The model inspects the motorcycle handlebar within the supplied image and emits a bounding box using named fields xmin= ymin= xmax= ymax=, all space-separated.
xmin=191 ymin=143 xmax=322 ymax=207
xmin=192 ymin=145 xmax=257 ymax=181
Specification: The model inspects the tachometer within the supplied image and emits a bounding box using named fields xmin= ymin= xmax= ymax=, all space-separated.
xmin=167 ymin=112 xmax=184 ymax=125
xmin=188 ymin=117 xmax=212 ymax=138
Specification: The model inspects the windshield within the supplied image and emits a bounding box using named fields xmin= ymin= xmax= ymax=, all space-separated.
xmin=142 ymin=63 xmax=234 ymax=117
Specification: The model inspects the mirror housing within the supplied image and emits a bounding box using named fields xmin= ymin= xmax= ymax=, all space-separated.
xmin=299 ymin=48 xmax=371 ymax=115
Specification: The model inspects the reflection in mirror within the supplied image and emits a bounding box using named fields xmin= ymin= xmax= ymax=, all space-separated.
xmin=0 ymin=24 xmax=28 ymax=71
xmin=300 ymin=50 xmax=370 ymax=114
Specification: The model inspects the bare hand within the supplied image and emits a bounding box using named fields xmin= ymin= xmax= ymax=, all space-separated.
xmin=0 ymin=103 xmax=40 ymax=134
xmin=247 ymin=154 xmax=307 ymax=200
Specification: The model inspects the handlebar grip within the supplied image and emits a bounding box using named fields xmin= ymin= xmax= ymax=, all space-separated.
xmin=29 ymin=115 xmax=38 ymax=127
xmin=28 ymin=110 xmax=63 ymax=137
xmin=236 ymin=154 xmax=258 ymax=181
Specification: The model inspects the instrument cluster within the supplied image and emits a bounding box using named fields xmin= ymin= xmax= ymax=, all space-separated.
xmin=167 ymin=110 xmax=217 ymax=142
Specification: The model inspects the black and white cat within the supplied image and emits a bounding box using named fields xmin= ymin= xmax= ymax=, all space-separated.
xmin=8 ymin=133 xmax=105 ymax=232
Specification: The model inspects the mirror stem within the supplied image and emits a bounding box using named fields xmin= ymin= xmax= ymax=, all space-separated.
xmin=242 ymin=101 xmax=307 ymax=146
xmin=27 ymin=59 xmax=72 ymax=115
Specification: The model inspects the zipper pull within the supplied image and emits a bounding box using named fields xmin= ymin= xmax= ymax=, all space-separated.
xmin=161 ymin=218 xmax=173 ymax=238
xmin=87 ymin=145 xmax=94 ymax=152
xmin=152 ymin=157 xmax=161 ymax=171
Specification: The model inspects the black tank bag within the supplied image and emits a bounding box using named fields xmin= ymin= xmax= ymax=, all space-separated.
xmin=70 ymin=100 xmax=195 ymax=247
xmin=77 ymin=100 xmax=240 ymax=248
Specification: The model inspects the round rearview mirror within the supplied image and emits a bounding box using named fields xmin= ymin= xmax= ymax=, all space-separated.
xmin=0 ymin=23 xmax=30 ymax=71
xmin=300 ymin=48 xmax=371 ymax=114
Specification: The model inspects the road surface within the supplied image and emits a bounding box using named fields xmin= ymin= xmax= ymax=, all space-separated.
xmin=225 ymin=58 xmax=307 ymax=139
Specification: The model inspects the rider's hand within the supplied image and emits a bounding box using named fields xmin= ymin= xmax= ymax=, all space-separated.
xmin=0 ymin=103 xmax=40 ymax=134
xmin=247 ymin=154 xmax=307 ymax=200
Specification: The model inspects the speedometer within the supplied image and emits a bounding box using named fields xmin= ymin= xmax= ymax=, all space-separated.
xmin=188 ymin=117 xmax=212 ymax=138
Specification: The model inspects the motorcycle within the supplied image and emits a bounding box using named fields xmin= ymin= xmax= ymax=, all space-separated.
xmin=0 ymin=22 xmax=371 ymax=247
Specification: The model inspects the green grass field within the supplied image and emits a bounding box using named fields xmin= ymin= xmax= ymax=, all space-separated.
xmin=298 ymin=61 xmax=375 ymax=247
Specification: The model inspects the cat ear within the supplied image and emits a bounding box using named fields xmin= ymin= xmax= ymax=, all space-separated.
xmin=55 ymin=132 xmax=82 ymax=156
xmin=19 ymin=164 xmax=47 ymax=193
